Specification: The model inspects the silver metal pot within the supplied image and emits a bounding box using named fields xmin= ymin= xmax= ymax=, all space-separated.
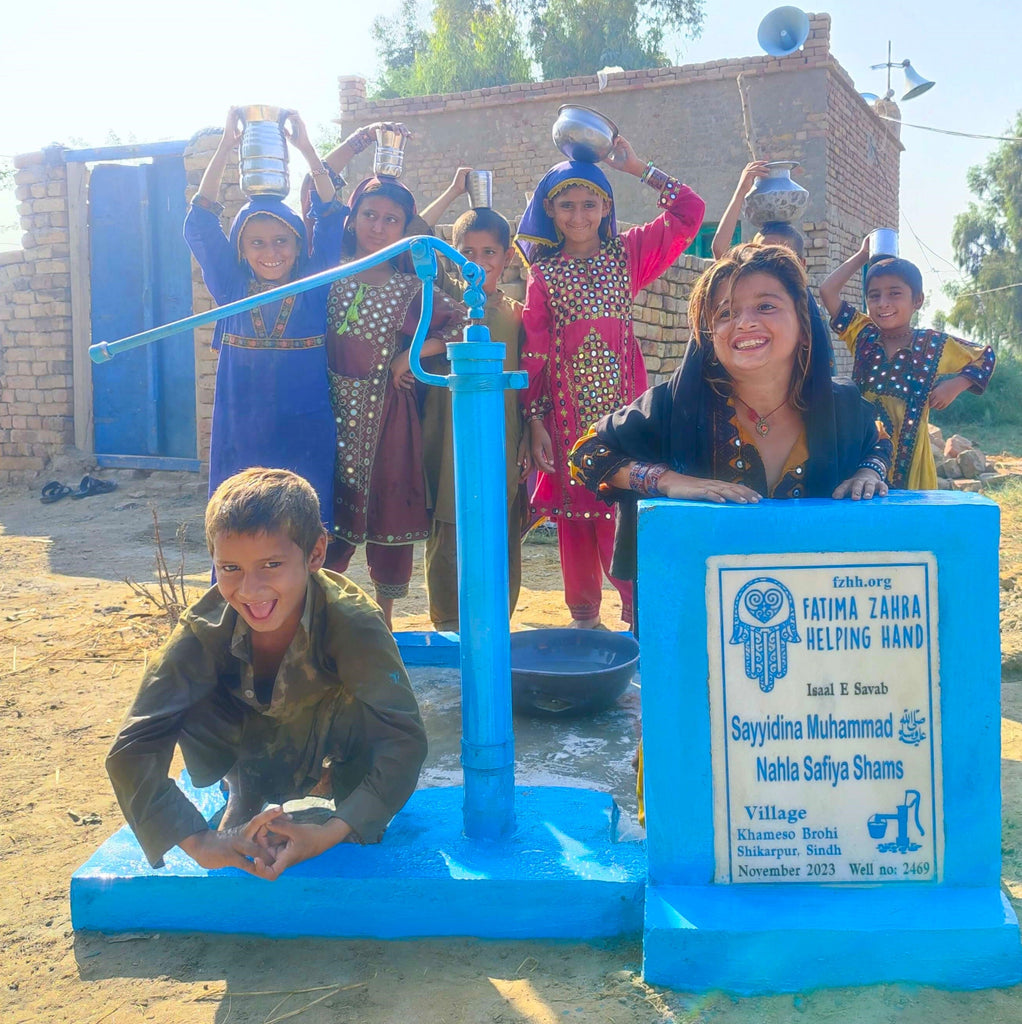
xmin=869 ymin=228 xmax=899 ymax=258
xmin=742 ymin=160 xmax=809 ymax=227
xmin=374 ymin=126 xmax=408 ymax=178
xmin=552 ymin=105 xmax=619 ymax=163
xmin=238 ymin=105 xmax=290 ymax=198
xmin=466 ymin=169 xmax=493 ymax=209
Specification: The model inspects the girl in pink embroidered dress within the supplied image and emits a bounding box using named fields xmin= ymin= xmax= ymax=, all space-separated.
xmin=515 ymin=141 xmax=704 ymax=628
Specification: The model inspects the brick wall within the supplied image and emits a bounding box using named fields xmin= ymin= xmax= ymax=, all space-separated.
xmin=0 ymin=149 xmax=74 ymax=482
xmin=336 ymin=12 xmax=900 ymax=378
xmin=0 ymin=12 xmax=901 ymax=480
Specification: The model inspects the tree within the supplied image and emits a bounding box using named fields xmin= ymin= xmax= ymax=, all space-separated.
xmin=525 ymin=0 xmax=705 ymax=80
xmin=370 ymin=0 xmax=706 ymax=98
xmin=372 ymin=0 xmax=533 ymax=98
xmin=945 ymin=112 xmax=1022 ymax=351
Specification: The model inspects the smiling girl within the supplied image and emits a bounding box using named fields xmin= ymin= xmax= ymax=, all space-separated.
xmin=514 ymin=142 xmax=705 ymax=629
xmin=185 ymin=107 xmax=344 ymax=524
xmin=821 ymin=239 xmax=995 ymax=489
xmin=323 ymin=177 xmax=464 ymax=627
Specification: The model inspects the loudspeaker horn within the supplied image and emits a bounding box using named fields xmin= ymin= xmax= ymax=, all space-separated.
xmin=757 ymin=6 xmax=810 ymax=56
xmin=901 ymin=61 xmax=935 ymax=101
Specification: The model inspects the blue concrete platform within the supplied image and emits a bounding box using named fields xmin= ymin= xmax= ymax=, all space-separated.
xmin=71 ymin=779 xmax=646 ymax=940
xmin=644 ymin=883 xmax=1022 ymax=993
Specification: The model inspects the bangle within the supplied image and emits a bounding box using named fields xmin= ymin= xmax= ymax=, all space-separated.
xmin=628 ymin=462 xmax=670 ymax=496
xmin=857 ymin=457 xmax=888 ymax=480
xmin=346 ymin=128 xmax=374 ymax=155
xmin=311 ymin=168 xmax=330 ymax=178
xmin=645 ymin=463 xmax=670 ymax=496
xmin=642 ymin=165 xmax=672 ymax=193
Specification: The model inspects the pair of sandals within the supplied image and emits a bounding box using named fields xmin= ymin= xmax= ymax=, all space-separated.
xmin=40 ymin=475 xmax=118 ymax=504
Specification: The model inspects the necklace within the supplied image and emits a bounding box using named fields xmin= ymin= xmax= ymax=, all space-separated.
xmin=734 ymin=393 xmax=789 ymax=437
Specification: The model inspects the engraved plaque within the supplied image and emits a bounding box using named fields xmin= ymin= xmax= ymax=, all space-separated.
xmin=707 ymin=553 xmax=942 ymax=884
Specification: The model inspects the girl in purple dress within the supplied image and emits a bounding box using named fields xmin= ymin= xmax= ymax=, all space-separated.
xmin=184 ymin=107 xmax=344 ymax=524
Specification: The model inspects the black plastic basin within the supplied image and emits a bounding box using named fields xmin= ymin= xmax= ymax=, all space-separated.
xmin=510 ymin=628 xmax=639 ymax=717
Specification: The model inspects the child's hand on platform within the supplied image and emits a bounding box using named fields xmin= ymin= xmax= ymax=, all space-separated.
xmin=516 ymin=437 xmax=532 ymax=482
xmin=928 ymin=376 xmax=971 ymax=411
xmin=832 ymin=468 xmax=888 ymax=500
xmin=178 ymin=804 xmax=285 ymax=876
xmin=252 ymin=817 xmax=353 ymax=880
xmin=529 ymin=418 xmax=556 ymax=475
xmin=657 ymin=472 xmax=761 ymax=504
xmin=390 ymin=350 xmax=415 ymax=391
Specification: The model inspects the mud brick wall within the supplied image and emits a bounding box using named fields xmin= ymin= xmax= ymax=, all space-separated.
xmin=0 ymin=149 xmax=73 ymax=482
xmin=336 ymin=13 xmax=901 ymax=378
xmin=0 ymin=12 xmax=901 ymax=480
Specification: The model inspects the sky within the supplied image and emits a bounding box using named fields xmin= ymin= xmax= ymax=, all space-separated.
xmin=2 ymin=0 xmax=1019 ymax=320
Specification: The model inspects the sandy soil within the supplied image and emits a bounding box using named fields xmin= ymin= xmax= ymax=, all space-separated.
xmin=2 ymin=459 xmax=1022 ymax=1023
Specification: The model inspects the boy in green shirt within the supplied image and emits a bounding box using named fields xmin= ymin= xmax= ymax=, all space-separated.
xmin=106 ymin=468 xmax=427 ymax=879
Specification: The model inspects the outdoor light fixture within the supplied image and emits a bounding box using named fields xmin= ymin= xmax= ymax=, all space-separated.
xmin=870 ymin=41 xmax=935 ymax=101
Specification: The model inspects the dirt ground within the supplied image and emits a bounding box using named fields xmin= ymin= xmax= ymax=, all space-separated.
xmin=3 ymin=454 xmax=1022 ymax=1023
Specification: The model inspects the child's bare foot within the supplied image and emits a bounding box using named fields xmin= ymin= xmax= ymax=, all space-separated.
xmin=567 ymin=615 xmax=602 ymax=630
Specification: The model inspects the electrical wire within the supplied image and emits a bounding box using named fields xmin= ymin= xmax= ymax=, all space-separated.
xmin=876 ymin=116 xmax=1022 ymax=143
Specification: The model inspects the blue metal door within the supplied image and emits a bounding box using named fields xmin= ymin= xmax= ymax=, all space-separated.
xmin=89 ymin=156 xmax=197 ymax=469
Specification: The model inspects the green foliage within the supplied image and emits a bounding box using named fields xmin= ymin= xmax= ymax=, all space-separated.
xmin=525 ymin=0 xmax=704 ymax=79
xmin=370 ymin=0 xmax=705 ymax=97
xmin=930 ymin=350 xmax=1022 ymax=435
xmin=944 ymin=111 xmax=1022 ymax=352
xmin=372 ymin=0 xmax=533 ymax=98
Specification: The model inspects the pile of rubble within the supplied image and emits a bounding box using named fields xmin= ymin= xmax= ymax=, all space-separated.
xmin=931 ymin=426 xmax=1011 ymax=492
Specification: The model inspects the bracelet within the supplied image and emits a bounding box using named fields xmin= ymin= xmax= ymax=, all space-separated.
xmin=346 ymin=128 xmax=374 ymax=155
xmin=645 ymin=463 xmax=670 ymax=496
xmin=628 ymin=462 xmax=649 ymax=493
xmin=311 ymin=168 xmax=330 ymax=177
xmin=642 ymin=165 xmax=672 ymax=193
xmin=628 ymin=462 xmax=670 ymax=496
xmin=857 ymin=457 xmax=888 ymax=480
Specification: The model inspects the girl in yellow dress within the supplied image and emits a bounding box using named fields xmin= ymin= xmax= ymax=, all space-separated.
xmin=821 ymin=240 xmax=995 ymax=489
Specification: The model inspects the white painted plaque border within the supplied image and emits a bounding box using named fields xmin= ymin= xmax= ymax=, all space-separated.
xmin=707 ymin=553 xmax=943 ymax=885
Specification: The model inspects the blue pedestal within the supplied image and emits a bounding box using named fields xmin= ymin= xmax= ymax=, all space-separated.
xmin=636 ymin=492 xmax=1022 ymax=992
xmin=71 ymin=780 xmax=645 ymax=940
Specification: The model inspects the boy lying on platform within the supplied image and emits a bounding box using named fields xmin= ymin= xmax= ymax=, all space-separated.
xmin=106 ymin=468 xmax=427 ymax=880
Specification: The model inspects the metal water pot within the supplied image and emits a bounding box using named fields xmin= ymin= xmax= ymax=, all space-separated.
xmin=238 ymin=105 xmax=290 ymax=198
xmin=374 ymin=126 xmax=408 ymax=178
xmin=551 ymin=105 xmax=619 ymax=163
xmin=742 ymin=160 xmax=809 ymax=227
xmin=869 ymin=228 xmax=899 ymax=258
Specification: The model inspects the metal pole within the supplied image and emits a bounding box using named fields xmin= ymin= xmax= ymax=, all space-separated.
xmin=449 ymin=324 xmax=523 ymax=839
xmin=407 ymin=241 xmax=524 ymax=840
